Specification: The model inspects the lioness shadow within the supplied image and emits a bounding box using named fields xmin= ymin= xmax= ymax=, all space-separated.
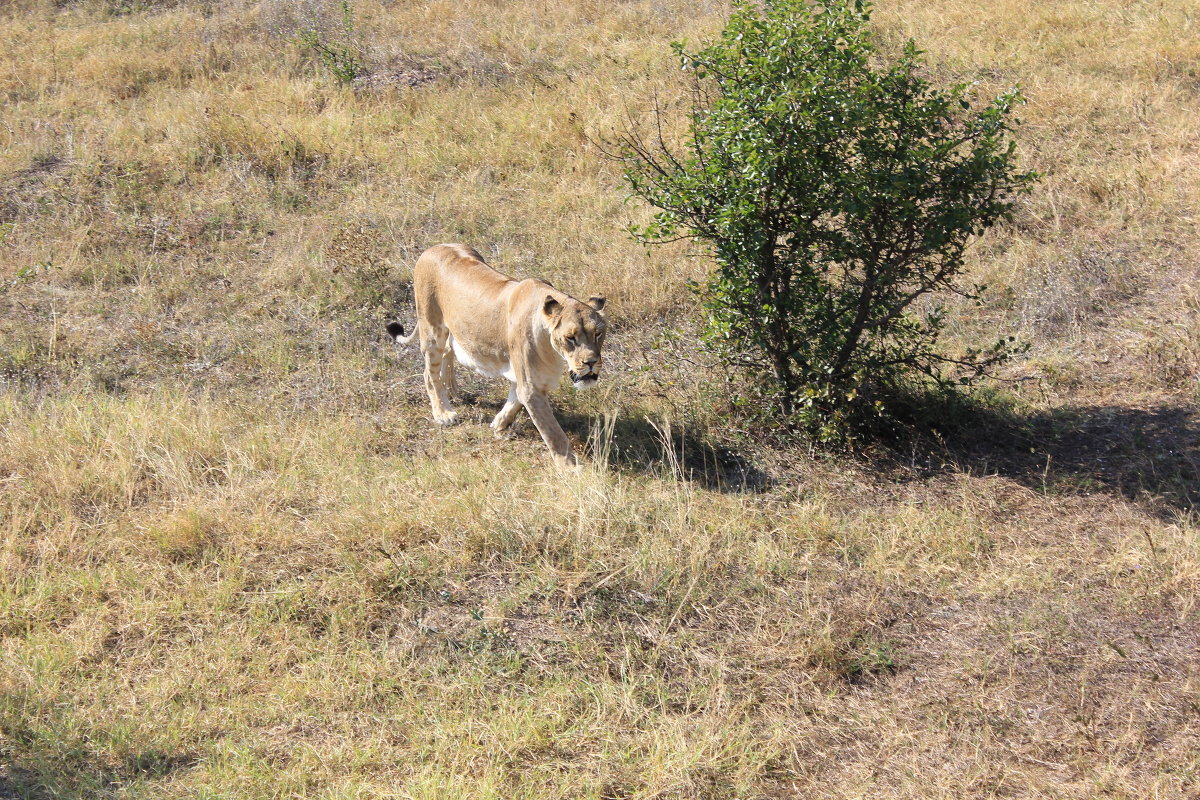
xmin=561 ymin=408 xmax=772 ymax=492
xmin=455 ymin=390 xmax=769 ymax=491
xmin=900 ymin=399 xmax=1200 ymax=519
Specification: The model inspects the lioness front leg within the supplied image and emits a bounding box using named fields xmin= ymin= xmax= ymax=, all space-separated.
xmin=491 ymin=384 xmax=523 ymax=439
xmin=517 ymin=385 xmax=575 ymax=468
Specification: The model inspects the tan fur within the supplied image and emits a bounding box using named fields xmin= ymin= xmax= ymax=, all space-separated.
xmin=389 ymin=244 xmax=607 ymax=468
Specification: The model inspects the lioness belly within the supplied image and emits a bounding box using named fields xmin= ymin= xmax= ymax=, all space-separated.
xmin=448 ymin=334 xmax=514 ymax=382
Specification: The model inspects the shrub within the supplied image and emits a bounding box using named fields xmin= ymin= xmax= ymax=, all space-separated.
xmin=268 ymin=0 xmax=364 ymax=86
xmin=619 ymin=0 xmax=1037 ymax=440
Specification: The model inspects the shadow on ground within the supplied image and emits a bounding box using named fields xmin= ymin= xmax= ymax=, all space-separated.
xmin=0 ymin=704 xmax=196 ymax=800
xmin=902 ymin=400 xmax=1200 ymax=518
xmin=449 ymin=389 xmax=771 ymax=492
xmin=564 ymin=409 xmax=772 ymax=492
xmin=0 ymin=752 xmax=194 ymax=800
xmin=575 ymin=395 xmax=1200 ymax=509
xmin=439 ymin=383 xmax=1198 ymax=511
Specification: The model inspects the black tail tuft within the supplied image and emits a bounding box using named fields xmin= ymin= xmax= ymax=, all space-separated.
xmin=385 ymin=320 xmax=405 ymax=342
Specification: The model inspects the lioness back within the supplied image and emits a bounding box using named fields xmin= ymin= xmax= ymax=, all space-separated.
xmin=412 ymin=244 xmax=513 ymax=355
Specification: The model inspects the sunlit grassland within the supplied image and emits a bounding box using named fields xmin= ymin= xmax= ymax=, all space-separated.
xmin=3 ymin=389 xmax=1196 ymax=797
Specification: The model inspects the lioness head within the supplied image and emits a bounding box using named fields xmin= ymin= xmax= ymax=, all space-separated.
xmin=543 ymin=294 xmax=607 ymax=389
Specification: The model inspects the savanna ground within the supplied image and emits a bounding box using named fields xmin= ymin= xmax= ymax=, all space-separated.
xmin=1 ymin=0 xmax=1198 ymax=797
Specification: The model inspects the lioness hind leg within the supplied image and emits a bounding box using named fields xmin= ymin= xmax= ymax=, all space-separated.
xmin=441 ymin=349 xmax=459 ymax=400
xmin=422 ymin=325 xmax=458 ymax=426
xmin=491 ymin=384 xmax=523 ymax=438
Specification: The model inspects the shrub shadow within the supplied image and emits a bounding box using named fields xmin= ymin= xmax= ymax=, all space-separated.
xmin=442 ymin=382 xmax=1197 ymax=510
xmin=900 ymin=398 xmax=1200 ymax=518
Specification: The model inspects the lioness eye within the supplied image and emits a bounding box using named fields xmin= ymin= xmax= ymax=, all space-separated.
xmin=566 ymin=336 xmax=576 ymax=347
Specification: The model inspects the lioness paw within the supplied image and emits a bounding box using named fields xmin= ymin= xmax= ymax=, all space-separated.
xmin=553 ymin=453 xmax=579 ymax=470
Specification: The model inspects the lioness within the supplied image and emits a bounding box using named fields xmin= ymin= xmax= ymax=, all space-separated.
xmin=386 ymin=244 xmax=607 ymax=468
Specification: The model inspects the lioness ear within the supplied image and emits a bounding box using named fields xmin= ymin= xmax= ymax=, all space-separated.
xmin=588 ymin=295 xmax=606 ymax=312
xmin=543 ymin=295 xmax=561 ymax=316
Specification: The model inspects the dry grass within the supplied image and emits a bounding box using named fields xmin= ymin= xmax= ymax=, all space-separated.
xmin=1 ymin=0 xmax=1198 ymax=797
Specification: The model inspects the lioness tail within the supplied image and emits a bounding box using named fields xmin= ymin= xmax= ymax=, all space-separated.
xmin=386 ymin=320 xmax=417 ymax=345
